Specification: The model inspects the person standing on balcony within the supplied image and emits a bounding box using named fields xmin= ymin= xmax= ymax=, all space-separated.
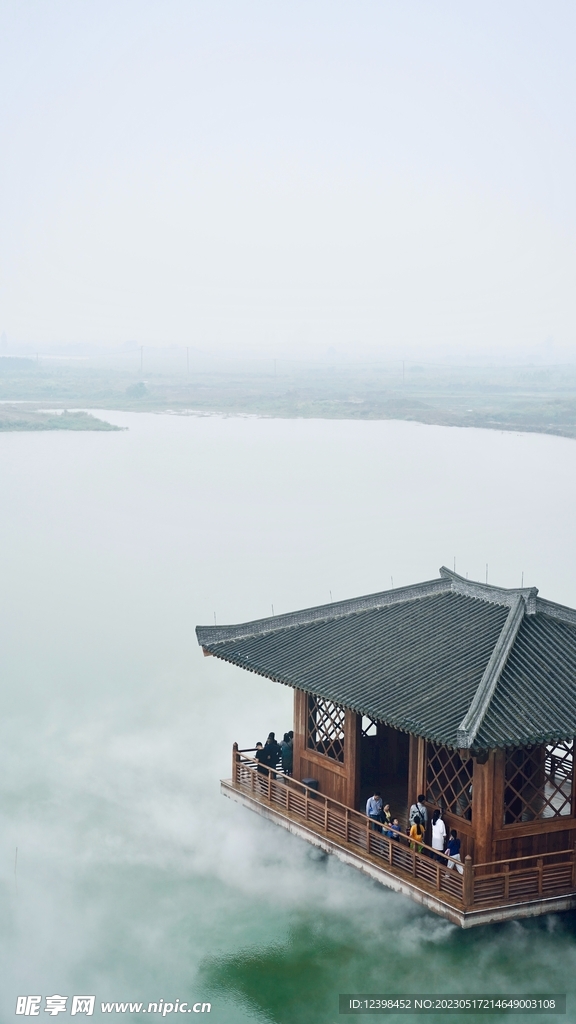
xmin=409 ymin=795 xmax=428 ymax=830
xmin=445 ymin=829 xmax=463 ymax=874
xmin=255 ymin=742 xmax=267 ymax=774
xmin=280 ymin=732 xmax=293 ymax=775
xmin=254 ymin=742 xmax=268 ymax=790
xmin=387 ymin=817 xmax=401 ymax=840
xmin=409 ymin=815 xmax=425 ymax=853
xmin=431 ymin=809 xmax=446 ymax=861
xmin=264 ymin=732 xmax=281 ymax=770
xmin=366 ymin=791 xmax=384 ymax=830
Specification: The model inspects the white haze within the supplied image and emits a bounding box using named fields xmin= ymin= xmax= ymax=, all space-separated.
xmin=1 ymin=1 xmax=576 ymax=362
xmin=1 ymin=414 xmax=576 ymax=1019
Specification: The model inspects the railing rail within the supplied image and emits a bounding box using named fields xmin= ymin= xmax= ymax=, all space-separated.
xmin=229 ymin=744 xmax=576 ymax=912
xmin=475 ymin=848 xmax=574 ymax=870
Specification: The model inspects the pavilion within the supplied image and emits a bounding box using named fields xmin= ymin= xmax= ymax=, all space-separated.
xmin=196 ymin=568 xmax=576 ymax=926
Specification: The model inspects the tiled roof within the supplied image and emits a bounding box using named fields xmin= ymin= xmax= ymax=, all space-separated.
xmin=196 ymin=568 xmax=576 ymax=750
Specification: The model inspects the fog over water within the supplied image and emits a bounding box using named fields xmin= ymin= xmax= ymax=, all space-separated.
xmin=1 ymin=412 xmax=576 ymax=1022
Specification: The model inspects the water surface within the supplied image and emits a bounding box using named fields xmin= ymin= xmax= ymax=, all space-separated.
xmin=1 ymin=413 xmax=576 ymax=1022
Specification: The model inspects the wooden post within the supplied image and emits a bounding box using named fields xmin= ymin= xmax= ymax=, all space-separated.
xmin=472 ymin=751 xmax=495 ymax=865
xmin=416 ymin=736 xmax=426 ymax=797
xmin=267 ymin=767 xmax=272 ymax=802
xmin=572 ymin=841 xmax=576 ymax=889
xmin=232 ymin=742 xmax=239 ymax=784
xmin=492 ymin=747 xmax=506 ymax=835
xmin=293 ymin=688 xmax=307 ymax=784
xmin=463 ymin=855 xmax=473 ymax=907
xmin=407 ymin=734 xmax=419 ymax=805
xmin=504 ymin=863 xmax=510 ymax=900
xmin=345 ymin=710 xmax=362 ymax=809
xmin=537 ymin=858 xmax=543 ymax=896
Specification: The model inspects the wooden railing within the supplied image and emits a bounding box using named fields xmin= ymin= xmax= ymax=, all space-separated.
xmin=471 ymin=849 xmax=576 ymax=906
xmin=232 ymin=746 xmax=466 ymax=904
xmin=230 ymin=745 xmax=576 ymax=912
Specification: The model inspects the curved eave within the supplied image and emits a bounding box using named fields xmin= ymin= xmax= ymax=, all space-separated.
xmin=203 ymin=643 xmax=466 ymax=749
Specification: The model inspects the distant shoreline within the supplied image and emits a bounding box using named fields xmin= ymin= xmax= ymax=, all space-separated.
xmin=2 ymin=361 xmax=576 ymax=439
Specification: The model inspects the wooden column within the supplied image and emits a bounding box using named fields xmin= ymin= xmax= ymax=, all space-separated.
xmin=492 ymin=747 xmax=506 ymax=833
xmin=345 ymin=710 xmax=362 ymax=809
xmin=472 ymin=750 xmax=496 ymax=864
xmin=293 ymin=688 xmax=307 ymax=783
xmin=408 ymin=734 xmax=426 ymax=804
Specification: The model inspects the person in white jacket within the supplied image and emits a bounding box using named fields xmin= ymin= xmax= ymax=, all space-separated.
xmin=431 ymin=809 xmax=446 ymax=862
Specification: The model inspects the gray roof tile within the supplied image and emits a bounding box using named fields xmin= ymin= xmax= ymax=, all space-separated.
xmin=196 ymin=568 xmax=576 ymax=750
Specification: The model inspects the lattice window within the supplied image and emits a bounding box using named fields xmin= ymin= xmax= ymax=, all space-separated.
xmin=426 ymin=742 xmax=473 ymax=820
xmin=307 ymin=695 xmax=345 ymax=762
xmin=361 ymin=716 xmax=378 ymax=738
xmin=504 ymin=741 xmax=574 ymax=824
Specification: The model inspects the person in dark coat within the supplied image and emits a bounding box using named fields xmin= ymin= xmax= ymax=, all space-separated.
xmin=280 ymin=733 xmax=293 ymax=775
xmin=254 ymin=742 xmax=267 ymax=774
xmin=264 ymin=732 xmax=281 ymax=769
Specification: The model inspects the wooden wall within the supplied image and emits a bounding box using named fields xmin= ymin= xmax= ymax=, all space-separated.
xmin=293 ymin=689 xmax=360 ymax=808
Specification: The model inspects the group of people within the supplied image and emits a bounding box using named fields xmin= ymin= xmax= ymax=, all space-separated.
xmin=366 ymin=793 xmax=402 ymax=840
xmin=254 ymin=731 xmax=293 ymax=776
xmin=366 ymin=791 xmax=463 ymax=873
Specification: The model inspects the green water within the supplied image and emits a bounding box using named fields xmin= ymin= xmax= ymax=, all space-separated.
xmin=1 ymin=413 xmax=576 ymax=1023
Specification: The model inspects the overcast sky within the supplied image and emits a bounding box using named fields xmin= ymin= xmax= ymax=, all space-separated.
xmin=1 ymin=1 xmax=575 ymax=362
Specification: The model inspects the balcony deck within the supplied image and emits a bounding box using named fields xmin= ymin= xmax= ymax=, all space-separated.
xmin=225 ymin=748 xmax=576 ymax=928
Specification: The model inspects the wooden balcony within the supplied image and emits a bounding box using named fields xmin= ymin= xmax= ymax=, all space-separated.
xmin=223 ymin=745 xmax=576 ymax=928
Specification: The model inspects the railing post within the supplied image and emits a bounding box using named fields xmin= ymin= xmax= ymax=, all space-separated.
xmin=324 ymin=800 xmax=329 ymax=833
xmin=345 ymin=807 xmax=349 ymax=844
xmin=366 ymin=816 xmax=370 ymax=853
xmin=504 ymin=863 xmax=509 ymax=900
xmin=436 ymin=862 xmax=441 ymax=891
xmin=268 ymin=766 xmax=272 ymax=802
xmin=537 ymin=858 xmax=543 ymax=896
xmin=232 ymin=742 xmax=239 ymax=785
xmin=305 ymin=784 xmax=309 ymax=822
xmin=463 ymin=855 xmax=473 ymax=907
xmin=572 ymin=842 xmax=576 ymax=889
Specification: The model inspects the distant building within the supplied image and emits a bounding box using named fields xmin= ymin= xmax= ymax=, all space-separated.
xmin=197 ymin=568 xmax=576 ymax=926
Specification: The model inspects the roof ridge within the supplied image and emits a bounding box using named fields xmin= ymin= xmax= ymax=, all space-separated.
xmin=196 ymin=577 xmax=452 ymax=645
xmin=456 ymin=594 xmax=526 ymax=749
xmin=439 ymin=566 xmax=539 ymax=611
xmin=535 ymin=597 xmax=576 ymax=626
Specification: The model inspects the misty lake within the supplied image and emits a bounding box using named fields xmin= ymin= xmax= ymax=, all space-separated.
xmin=1 ymin=412 xmax=576 ymax=1023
